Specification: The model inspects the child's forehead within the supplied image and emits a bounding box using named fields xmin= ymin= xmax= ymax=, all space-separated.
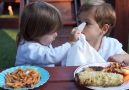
xmin=78 ymin=10 xmax=94 ymax=20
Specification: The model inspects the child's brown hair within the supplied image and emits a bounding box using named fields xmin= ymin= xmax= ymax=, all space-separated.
xmin=17 ymin=1 xmax=62 ymax=45
xmin=77 ymin=2 xmax=116 ymax=34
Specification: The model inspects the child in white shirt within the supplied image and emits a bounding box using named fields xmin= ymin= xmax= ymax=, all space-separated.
xmin=15 ymin=1 xmax=80 ymax=67
xmin=77 ymin=2 xmax=129 ymax=64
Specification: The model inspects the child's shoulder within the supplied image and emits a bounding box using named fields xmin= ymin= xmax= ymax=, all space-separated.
xmin=99 ymin=36 xmax=123 ymax=54
xmin=20 ymin=40 xmax=40 ymax=46
xmin=100 ymin=36 xmax=122 ymax=50
xmin=102 ymin=36 xmax=121 ymax=44
xmin=19 ymin=40 xmax=45 ymax=49
xmin=18 ymin=41 xmax=50 ymax=53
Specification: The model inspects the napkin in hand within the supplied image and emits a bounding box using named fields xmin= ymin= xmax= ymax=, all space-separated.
xmin=66 ymin=22 xmax=105 ymax=66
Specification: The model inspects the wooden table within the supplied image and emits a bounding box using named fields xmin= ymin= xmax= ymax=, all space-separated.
xmin=0 ymin=66 xmax=90 ymax=90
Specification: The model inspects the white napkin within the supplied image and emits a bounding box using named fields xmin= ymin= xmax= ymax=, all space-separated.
xmin=77 ymin=22 xmax=86 ymax=32
xmin=66 ymin=22 xmax=105 ymax=66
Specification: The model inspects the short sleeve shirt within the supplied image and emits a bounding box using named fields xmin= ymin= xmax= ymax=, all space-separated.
xmin=98 ymin=36 xmax=123 ymax=61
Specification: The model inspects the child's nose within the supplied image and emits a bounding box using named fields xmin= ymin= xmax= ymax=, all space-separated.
xmin=82 ymin=30 xmax=85 ymax=34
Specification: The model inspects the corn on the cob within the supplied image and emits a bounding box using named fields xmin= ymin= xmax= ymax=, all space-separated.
xmin=75 ymin=71 xmax=123 ymax=87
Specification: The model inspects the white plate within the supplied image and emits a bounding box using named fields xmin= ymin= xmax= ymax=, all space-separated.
xmin=74 ymin=62 xmax=129 ymax=90
xmin=0 ymin=65 xmax=50 ymax=90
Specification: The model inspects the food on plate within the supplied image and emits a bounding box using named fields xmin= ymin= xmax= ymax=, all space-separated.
xmin=83 ymin=62 xmax=129 ymax=75
xmin=75 ymin=62 xmax=129 ymax=87
xmin=121 ymin=67 xmax=129 ymax=75
xmin=124 ymin=74 xmax=129 ymax=82
xmin=83 ymin=66 xmax=103 ymax=71
xmin=75 ymin=71 xmax=123 ymax=87
xmin=4 ymin=68 xmax=40 ymax=89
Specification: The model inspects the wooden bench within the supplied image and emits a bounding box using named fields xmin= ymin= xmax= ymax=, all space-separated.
xmin=114 ymin=0 xmax=129 ymax=52
xmin=0 ymin=0 xmax=20 ymax=28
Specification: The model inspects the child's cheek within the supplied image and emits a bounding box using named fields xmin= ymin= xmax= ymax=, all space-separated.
xmin=82 ymin=29 xmax=88 ymax=35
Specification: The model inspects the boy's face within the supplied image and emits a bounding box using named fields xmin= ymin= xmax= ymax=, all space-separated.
xmin=79 ymin=10 xmax=103 ymax=42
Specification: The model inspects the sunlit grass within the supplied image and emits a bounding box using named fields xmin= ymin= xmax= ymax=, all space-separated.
xmin=4 ymin=29 xmax=18 ymax=40
xmin=0 ymin=15 xmax=18 ymax=18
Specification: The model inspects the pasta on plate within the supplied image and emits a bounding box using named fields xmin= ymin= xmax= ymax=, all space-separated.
xmin=0 ymin=65 xmax=50 ymax=90
xmin=4 ymin=68 xmax=40 ymax=88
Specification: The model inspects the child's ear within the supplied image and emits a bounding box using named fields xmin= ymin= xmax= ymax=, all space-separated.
xmin=101 ymin=24 xmax=110 ymax=35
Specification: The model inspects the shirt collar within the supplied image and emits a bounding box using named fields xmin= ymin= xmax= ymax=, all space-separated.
xmin=98 ymin=36 xmax=108 ymax=53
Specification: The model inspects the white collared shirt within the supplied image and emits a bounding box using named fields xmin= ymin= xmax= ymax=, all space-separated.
xmin=15 ymin=41 xmax=71 ymax=67
xmin=98 ymin=36 xmax=123 ymax=61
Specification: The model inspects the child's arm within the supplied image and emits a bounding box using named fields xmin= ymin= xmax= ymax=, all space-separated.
xmin=16 ymin=29 xmax=81 ymax=66
xmin=108 ymin=51 xmax=129 ymax=65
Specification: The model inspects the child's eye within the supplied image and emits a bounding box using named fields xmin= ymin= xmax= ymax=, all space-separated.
xmin=86 ymin=22 xmax=91 ymax=25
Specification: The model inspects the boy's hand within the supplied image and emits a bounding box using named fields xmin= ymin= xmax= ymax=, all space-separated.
xmin=107 ymin=54 xmax=123 ymax=63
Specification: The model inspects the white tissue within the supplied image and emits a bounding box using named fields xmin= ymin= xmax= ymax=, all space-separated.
xmin=77 ymin=22 xmax=86 ymax=32
xmin=66 ymin=23 xmax=105 ymax=66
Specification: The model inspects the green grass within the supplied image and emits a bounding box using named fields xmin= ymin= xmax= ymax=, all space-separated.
xmin=0 ymin=29 xmax=18 ymax=68
xmin=0 ymin=15 xmax=18 ymax=18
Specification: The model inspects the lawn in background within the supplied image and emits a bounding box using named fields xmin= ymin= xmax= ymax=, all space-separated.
xmin=0 ymin=29 xmax=18 ymax=68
